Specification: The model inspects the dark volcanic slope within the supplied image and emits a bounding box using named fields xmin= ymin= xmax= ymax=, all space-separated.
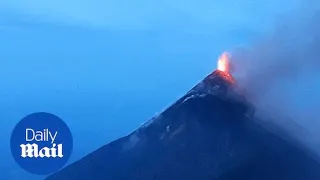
xmin=46 ymin=70 xmax=320 ymax=180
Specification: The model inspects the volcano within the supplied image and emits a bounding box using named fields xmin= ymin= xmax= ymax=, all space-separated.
xmin=46 ymin=69 xmax=320 ymax=180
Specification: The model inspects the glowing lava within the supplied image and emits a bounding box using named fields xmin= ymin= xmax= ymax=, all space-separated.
xmin=215 ymin=52 xmax=235 ymax=84
xmin=217 ymin=52 xmax=231 ymax=73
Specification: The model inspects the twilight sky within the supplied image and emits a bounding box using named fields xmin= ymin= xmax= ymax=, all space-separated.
xmin=0 ymin=0 xmax=305 ymax=179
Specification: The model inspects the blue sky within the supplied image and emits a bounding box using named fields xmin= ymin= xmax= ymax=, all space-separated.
xmin=0 ymin=0 xmax=301 ymax=179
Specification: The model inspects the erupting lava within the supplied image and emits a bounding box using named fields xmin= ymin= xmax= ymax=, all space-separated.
xmin=217 ymin=52 xmax=231 ymax=73
xmin=215 ymin=52 xmax=235 ymax=84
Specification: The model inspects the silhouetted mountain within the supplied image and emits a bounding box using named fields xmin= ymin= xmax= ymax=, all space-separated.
xmin=46 ymin=70 xmax=320 ymax=180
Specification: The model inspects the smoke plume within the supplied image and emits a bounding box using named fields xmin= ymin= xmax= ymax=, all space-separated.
xmin=231 ymin=1 xmax=320 ymax=154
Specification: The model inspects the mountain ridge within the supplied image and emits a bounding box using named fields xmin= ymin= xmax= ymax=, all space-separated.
xmin=46 ymin=70 xmax=320 ymax=180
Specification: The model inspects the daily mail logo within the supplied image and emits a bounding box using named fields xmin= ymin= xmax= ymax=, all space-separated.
xmin=20 ymin=128 xmax=63 ymax=158
xmin=10 ymin=112 xmax=73 ymax=175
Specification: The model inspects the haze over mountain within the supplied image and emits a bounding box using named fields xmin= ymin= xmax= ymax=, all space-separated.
xmin=231 ymin=0 xmax=320 ymax=155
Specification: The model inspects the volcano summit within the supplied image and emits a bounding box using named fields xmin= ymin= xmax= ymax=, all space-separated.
xmin=46 ymin=58 xmax=320 ymax=180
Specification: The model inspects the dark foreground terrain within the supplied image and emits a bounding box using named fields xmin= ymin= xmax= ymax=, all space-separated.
xmin=46 ymin=70 xmax=320 ymax=180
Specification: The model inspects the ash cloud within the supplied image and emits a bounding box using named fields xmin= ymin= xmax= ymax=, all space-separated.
xmin=231 ymin=2 xmax=320 ymax=154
